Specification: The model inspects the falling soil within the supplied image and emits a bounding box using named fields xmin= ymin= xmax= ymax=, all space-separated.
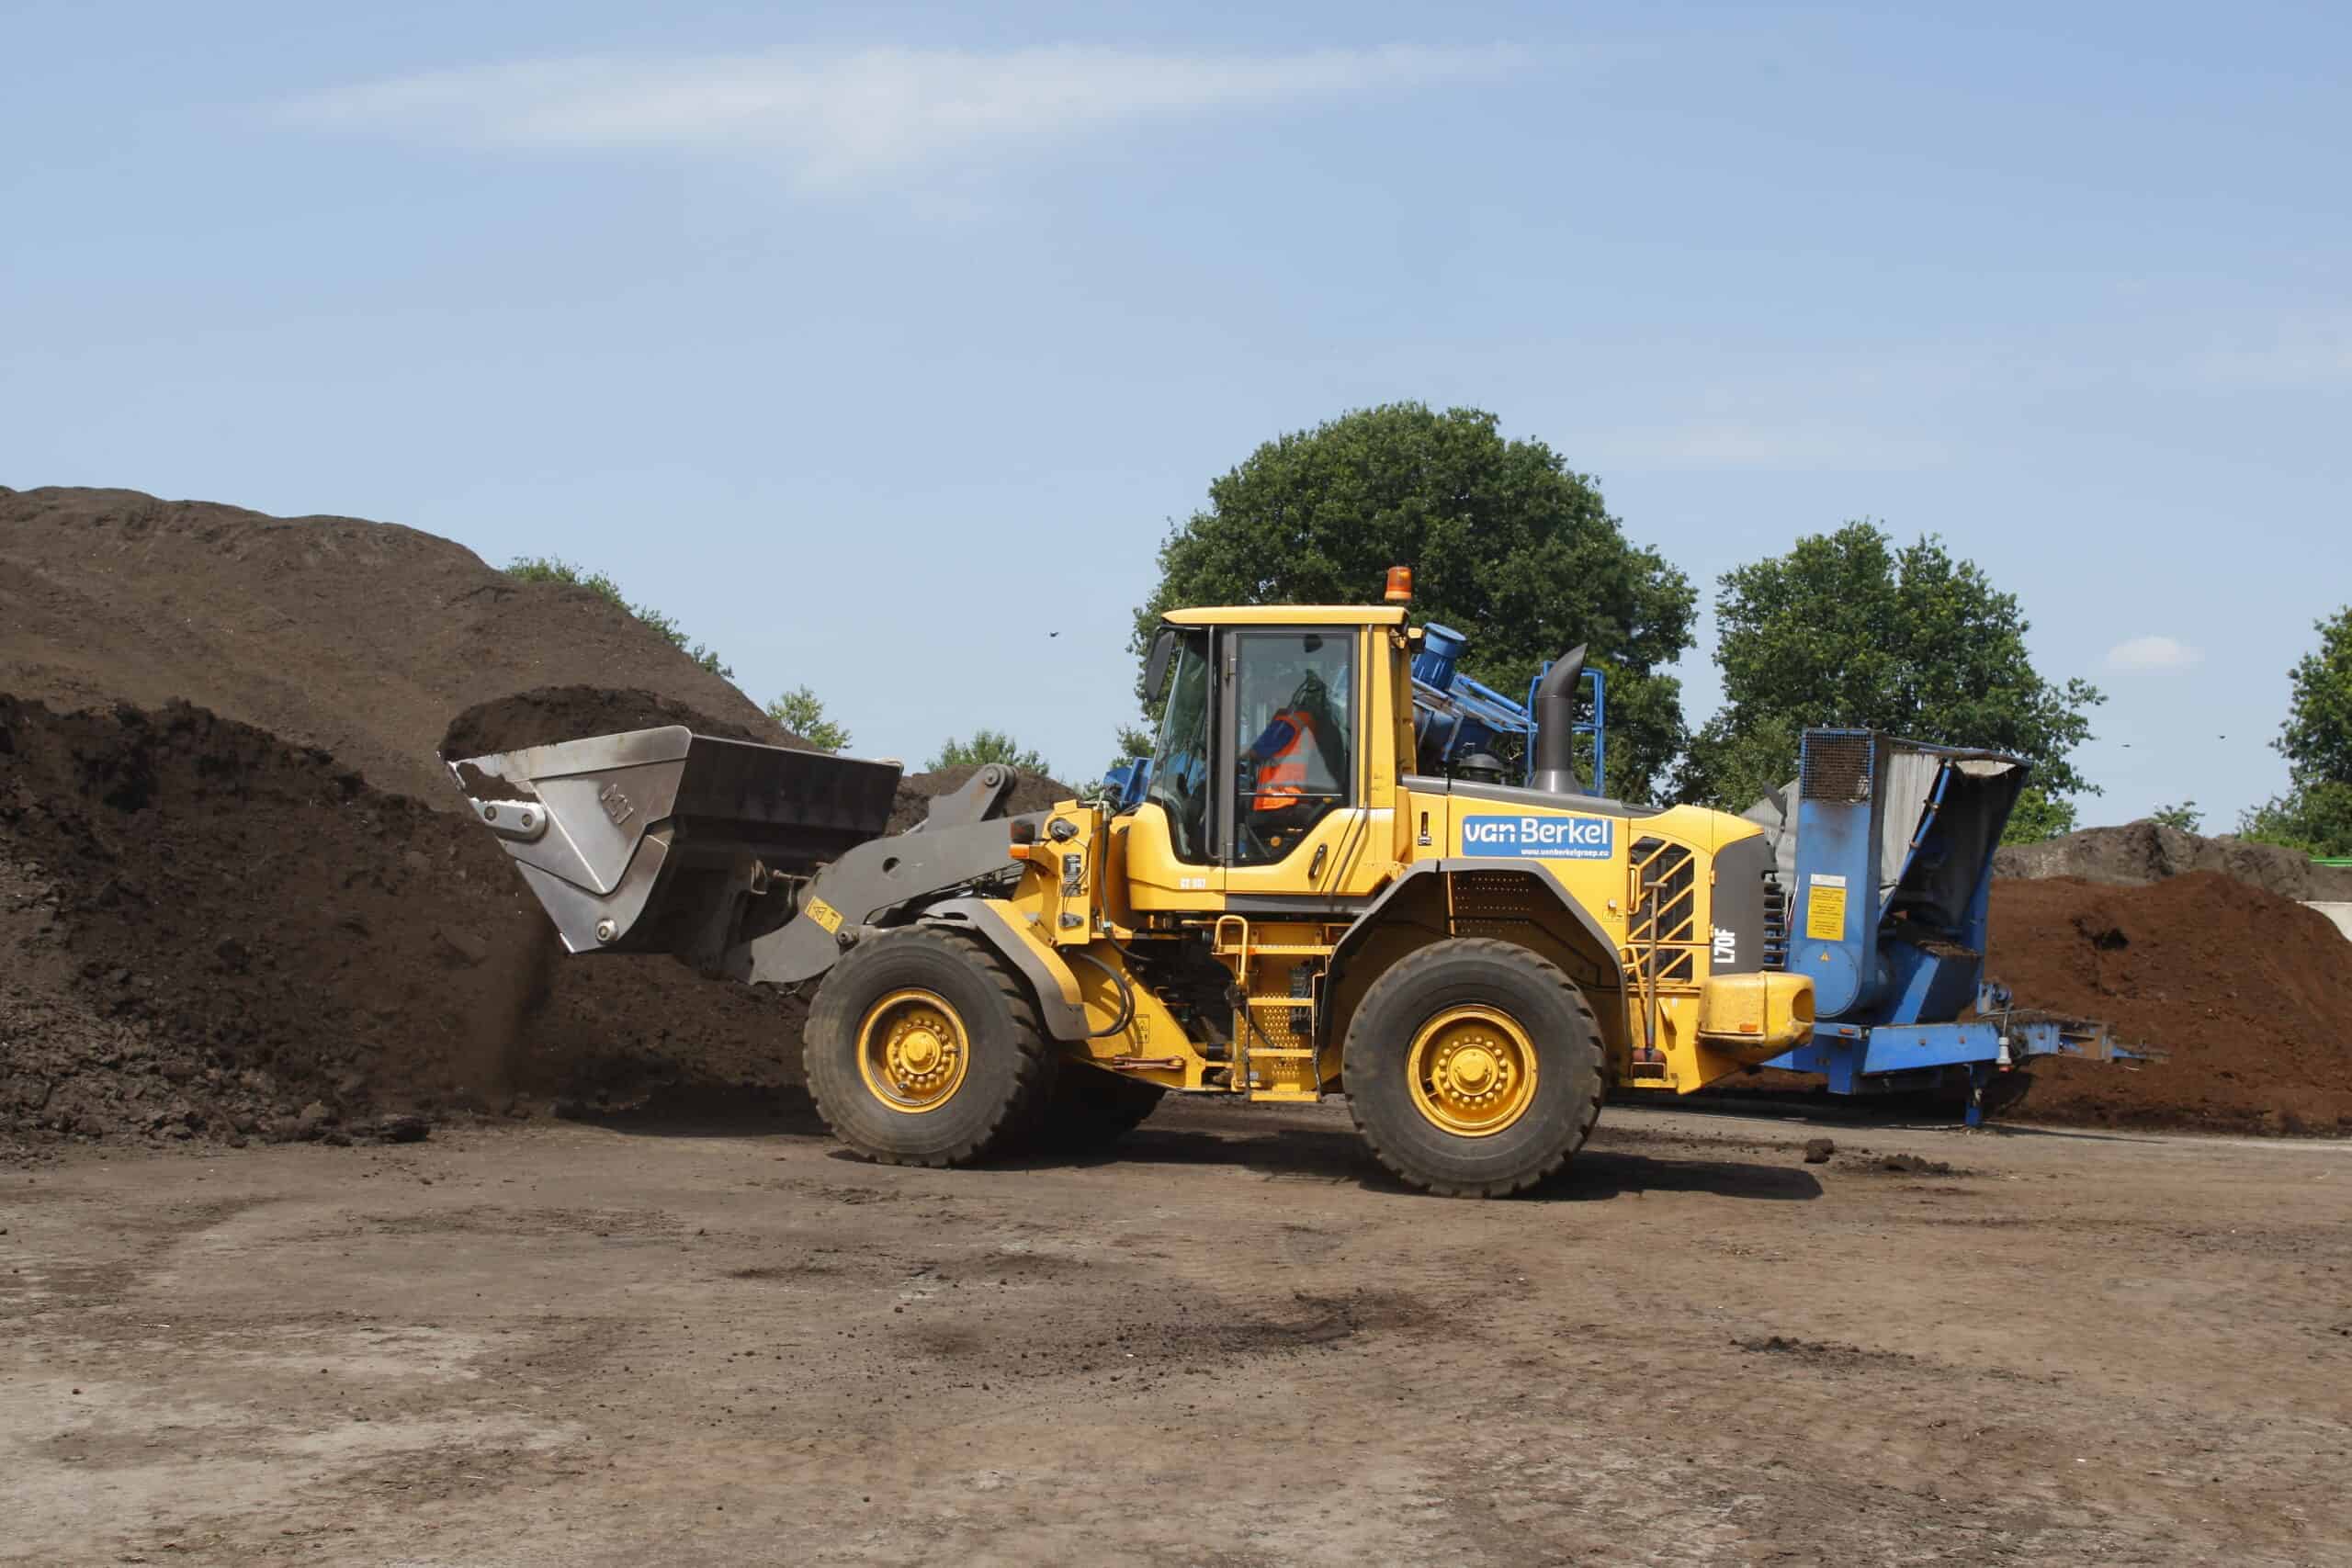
xmin=0 ymin=695 xmax=805 ymax=1147
xmin=1985 ymin=873 xmax=2352 ymax=1133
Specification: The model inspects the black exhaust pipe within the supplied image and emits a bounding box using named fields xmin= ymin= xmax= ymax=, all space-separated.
xmin=1529 ymin=644 xmax=1588 ymax=795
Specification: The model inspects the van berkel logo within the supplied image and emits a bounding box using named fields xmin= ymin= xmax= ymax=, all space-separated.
xmin=1460 ymin=814 xmax=1614 ymax=861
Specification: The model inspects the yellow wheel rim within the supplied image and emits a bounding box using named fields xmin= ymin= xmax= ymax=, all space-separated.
xmin=1407 ymin=1005 xmax=1538 ymax=1137
xmin=856 ymin=988 xmax=971 ymax=1114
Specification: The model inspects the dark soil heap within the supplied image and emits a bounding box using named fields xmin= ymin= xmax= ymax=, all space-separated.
xmin=1987 ymin=873 xmax=2352 ymax=1133
xmin=0 ymin=694 xmax=805 ymax=1146
xmin=0 ymin=487 xmax=793 ymax=803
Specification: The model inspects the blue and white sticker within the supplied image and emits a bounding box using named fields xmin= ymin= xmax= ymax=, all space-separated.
xmin=1460 ymin=813 xmax=1615 ymax=861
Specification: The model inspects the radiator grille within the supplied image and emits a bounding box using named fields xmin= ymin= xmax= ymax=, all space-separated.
xmin=1761 ymin=870 xmax=1788 ymax=971
xmin=1627 ymin=836 xmax=1697 ymax=984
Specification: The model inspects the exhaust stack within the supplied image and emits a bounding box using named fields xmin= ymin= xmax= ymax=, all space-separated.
xmin=1528 ymin=645 xmax=1589 ymax=795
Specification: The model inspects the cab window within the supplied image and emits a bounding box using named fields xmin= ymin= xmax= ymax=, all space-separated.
xmin=1231 ymin=630 xmax=1353 ymax=866
xmin=1146 ymin=632 xmax=1214 ymax=863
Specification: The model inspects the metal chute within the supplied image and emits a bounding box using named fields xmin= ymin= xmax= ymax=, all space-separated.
xmin=446 ymin=727 xmax=899 ymax=958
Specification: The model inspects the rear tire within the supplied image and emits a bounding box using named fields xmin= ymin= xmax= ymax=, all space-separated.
xmin=1035 ymin=1066 xmax=1165 ymax=1153
xmin=1344 ymin=938 xmax=1604 ymax=1197
xmin=805 ymin=927 xmax=1055 ymax=1168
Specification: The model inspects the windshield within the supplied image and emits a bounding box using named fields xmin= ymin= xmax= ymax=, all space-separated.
xmin=1147 ymin=632 xmax=1213 ymax=862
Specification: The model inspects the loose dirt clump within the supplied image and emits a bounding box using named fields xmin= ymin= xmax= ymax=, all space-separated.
xmin=1988 ymin=873 xmax=2352 ymax=1133
xmin=0 ymin=694 xmax=805 ymax=1148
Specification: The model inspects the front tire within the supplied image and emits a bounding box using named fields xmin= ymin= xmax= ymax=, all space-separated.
xmin=1344 ymin=938 xmax=1604 ymax=1197
xmin=805 ymin=927 xmax=1055 ymax=1167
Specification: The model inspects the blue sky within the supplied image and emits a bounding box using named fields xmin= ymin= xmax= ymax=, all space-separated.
xmin=6 ymin=1 xmax=2346 ymax=821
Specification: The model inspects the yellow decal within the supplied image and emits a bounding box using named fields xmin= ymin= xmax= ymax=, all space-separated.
xmin=1804 ymin=874 xmax=1847 ymax=942
xmin=805 ymin=897 xmax=843 ymax=934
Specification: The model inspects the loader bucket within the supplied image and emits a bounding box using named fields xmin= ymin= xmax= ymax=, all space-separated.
xmin=446 ymin=727 xmax=900 ymax=957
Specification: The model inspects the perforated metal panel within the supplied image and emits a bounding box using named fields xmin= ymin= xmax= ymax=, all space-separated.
xmin=1801 ymin=732 xmax=1875 ymax=803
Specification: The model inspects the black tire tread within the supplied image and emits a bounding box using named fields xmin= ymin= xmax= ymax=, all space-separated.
xmin=804 ymin=926 xmax=1056 ymax=1168
xmin=1344 ymin=936 xmax=1606 ymax=1198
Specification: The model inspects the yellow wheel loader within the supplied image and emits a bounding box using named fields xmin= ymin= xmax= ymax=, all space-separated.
xmin=450 ymin=580 xmax=1813 ymax=1196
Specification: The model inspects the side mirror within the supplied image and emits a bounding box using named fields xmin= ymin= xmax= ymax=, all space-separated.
xmin=1143 ymin=626 xmax=1179 ymax=705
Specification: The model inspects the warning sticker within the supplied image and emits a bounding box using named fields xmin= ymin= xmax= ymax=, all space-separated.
xmin=1804 ymin=874 xmax=1848 ymax=942
xmin=804 ymin=897 xmax=843 ymax=934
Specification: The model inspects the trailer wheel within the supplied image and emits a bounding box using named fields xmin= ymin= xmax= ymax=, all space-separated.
xmin=805 ymin=927 xmax=1055 ymax=1168
xmin=1343 ymin=938 xmax=1604 ymax=1198
xmin=1035 ymin=1066 xmax=1165 ymax=1153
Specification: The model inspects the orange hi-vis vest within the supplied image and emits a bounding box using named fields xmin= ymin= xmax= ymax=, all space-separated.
xmin=1251 ymin=707 xmax=1319 ymax=812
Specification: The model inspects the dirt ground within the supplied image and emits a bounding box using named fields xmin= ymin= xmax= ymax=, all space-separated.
xmin=6 ymin=1100 xmax=2348 ymax=1567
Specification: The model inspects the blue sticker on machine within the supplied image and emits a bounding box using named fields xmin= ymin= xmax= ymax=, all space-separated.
xmin=1460 ymin=814 xmax=1615 ymax=860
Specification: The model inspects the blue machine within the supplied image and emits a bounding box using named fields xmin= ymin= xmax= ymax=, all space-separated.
xmin=1758 ymin=728 xmax=2147 ymax=1123
xmin=1409 ymin=623 xmax=1607 ymax=793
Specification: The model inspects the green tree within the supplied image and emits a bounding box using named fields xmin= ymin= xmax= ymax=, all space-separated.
xmin=1133 ymin=403 xmax=1697 ymax=799
xmin=1680 ymin=524 xmax=2104 ymax=818
xmin=764 ymin=686 xmax=852 ymax=752
xmin=505 ymin=556 xmax=733 ymax=678
xmin=2240 ymin=606 xmax=2352 ymax=855
xmin=2148 ymin=801 xmax=2203 ymax=833
xmin=1108 ymin=723 xmax=1155 ymax=773
xmin=2001 ymin=786 xmax=2078 ymax=846
xmin=930 ymin=728 xmax=1051 ymax=774
xmin=2239 ymin=783 xmax=2352 ymax=857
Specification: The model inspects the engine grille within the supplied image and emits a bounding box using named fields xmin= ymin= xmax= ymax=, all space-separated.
xmin=1761 ymin=870 xmax=1789 ymax=971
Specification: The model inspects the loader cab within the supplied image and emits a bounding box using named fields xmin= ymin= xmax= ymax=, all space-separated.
xmin=1132 ymin=606 xmax=1406 ymax=905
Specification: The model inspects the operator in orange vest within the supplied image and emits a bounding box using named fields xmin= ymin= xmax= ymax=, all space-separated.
xmin=1246 ymin=671 xmax=1337 ymax=817
xmin=1250 ymin=703 xmax=1324 ymax=813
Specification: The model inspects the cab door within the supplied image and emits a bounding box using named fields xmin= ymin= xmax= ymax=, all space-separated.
xmin=1216 ymin=626 xmax=1385 ymax=902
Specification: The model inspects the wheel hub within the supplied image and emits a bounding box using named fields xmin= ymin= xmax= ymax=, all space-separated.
xmin=857 ymin=989 xmax=970 ymax=1113
xmin=1408 ymin=1006 xmax=1538 ymax=1137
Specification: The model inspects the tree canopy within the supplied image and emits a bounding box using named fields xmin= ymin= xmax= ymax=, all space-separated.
xmin=1678 ymin=523 xmax=2104 ymax=829
xmin=930 ymin=728 xmax=1051 ymax=774
xmin=1132 ymin=403 xmax=1696 ymax=799
xmin=2241 ymin=606 xmax=2352 ymax=855
xmin=765 ymin=686 xmax=851 ymax=752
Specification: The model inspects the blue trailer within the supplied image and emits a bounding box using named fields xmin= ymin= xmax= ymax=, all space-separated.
xmin=1750 ymin=728 xmax=2149 ymax=1123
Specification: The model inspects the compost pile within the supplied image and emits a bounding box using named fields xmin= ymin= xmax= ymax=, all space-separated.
xmin=0 ymin=692 xmax=810 ymax=1146
xmin=1995 ymin=819 xmax=2352 ymax=901
xmin=0 ymin=486 xmax=793 ymax=801
xmin=0 ymin=490 xmax=821 ymax=1147
xmin=1987 ymin=873 xmax=2352 ymax=1133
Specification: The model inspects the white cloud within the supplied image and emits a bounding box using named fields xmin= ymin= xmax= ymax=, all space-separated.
xmin=2106 ymin=635 xmax=2203 ymax=672
xmin=278 ymin=44 xmax=1517 ymax=188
